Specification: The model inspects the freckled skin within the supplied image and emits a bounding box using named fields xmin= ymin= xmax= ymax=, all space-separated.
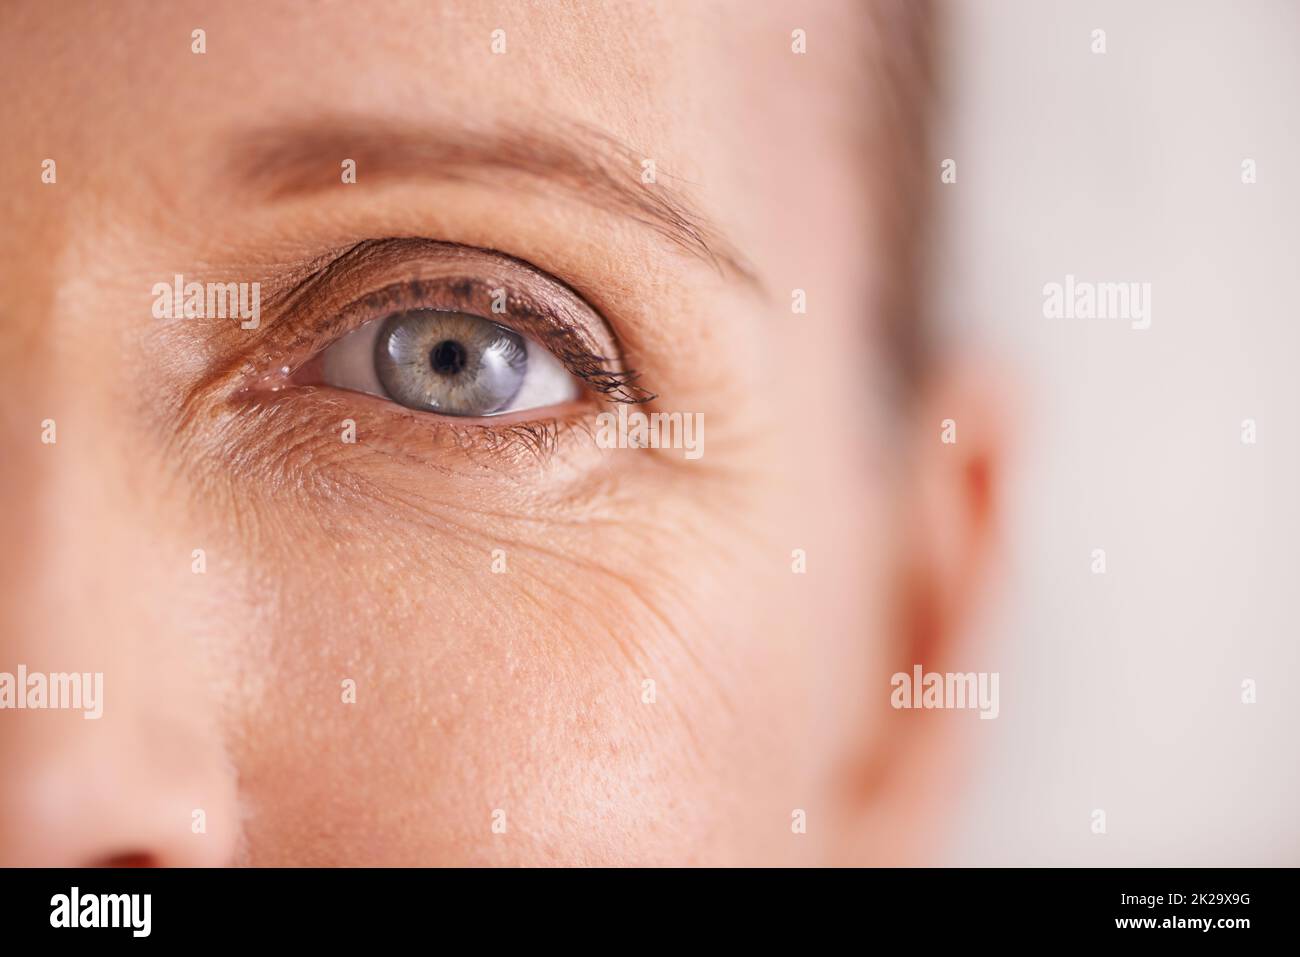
xmin=0 ymin=0 xmax=998 ymax=866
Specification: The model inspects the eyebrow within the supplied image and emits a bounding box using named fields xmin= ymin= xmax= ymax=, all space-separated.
xmin=225 ymin=117 xmax=760 ymax=289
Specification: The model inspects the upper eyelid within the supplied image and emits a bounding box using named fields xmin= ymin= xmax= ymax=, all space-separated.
xmin=262 ymin=239 xmax=603 ymax=359
xmin=225 ymin=118 xmax=765 ymax=294
xmin=295 ymin=275 xmax=583 ymax=369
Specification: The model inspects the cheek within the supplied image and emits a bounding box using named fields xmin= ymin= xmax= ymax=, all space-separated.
xmin=173 ymin=301 xmax=891 ymax=867
xmin=202 ymin=476 xmax=860 ymax=865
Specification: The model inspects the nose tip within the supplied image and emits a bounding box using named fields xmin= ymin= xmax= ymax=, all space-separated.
xmin=0 ymin=703 xmax=239 ymax=867
xmin=95 ymin=852 xmax=161 ymax=868
xmin=0 ymin=313 xmax=241 ymax=867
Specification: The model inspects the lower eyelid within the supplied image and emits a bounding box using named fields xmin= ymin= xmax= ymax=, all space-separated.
xmin=275 ymin=346 xmax=591 ymax=431
xmin=221 ymin=384 xmax=601 ymax=486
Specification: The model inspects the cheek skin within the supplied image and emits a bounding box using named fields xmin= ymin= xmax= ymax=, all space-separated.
xmin=164 ymin=350 xmax=876 ymax=865
xmin=179 ymin=457 xmax=718 ymax=861
xmin=208 ymin=498 xmax=796 ymax=864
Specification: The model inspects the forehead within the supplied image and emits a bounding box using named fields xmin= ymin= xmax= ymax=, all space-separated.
xmin=5 ymin=0 xmax=870 ymax=254
xmin=13 ymin=2 xmax=867 ymax=152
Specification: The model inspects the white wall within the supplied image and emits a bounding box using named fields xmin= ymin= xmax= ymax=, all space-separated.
xmin=931 ymin=0 xmax=1300 ymax=864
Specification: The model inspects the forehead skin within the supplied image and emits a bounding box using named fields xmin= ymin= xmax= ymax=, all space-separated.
xmin=0 ymin=1 xmax=892 ymax=865
xmin=4 ymin=0 xmax=871 ymax=271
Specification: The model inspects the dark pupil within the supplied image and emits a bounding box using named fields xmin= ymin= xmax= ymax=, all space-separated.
xmin=429 ymin=340 xmax=468 ymax=376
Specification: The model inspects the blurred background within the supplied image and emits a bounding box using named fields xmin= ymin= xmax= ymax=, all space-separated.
xmin=929 ymin=0 xmax=1300 ymax=865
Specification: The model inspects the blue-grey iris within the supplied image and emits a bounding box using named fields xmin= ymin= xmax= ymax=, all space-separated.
xmin=374 ymin=310 xmax=527 ymax=416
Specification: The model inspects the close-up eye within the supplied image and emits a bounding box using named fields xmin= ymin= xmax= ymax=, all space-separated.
xmin=267 ymin=239 xmax=651 ymax=423
xmin=318 ymin=308 xmax=579 ymax=417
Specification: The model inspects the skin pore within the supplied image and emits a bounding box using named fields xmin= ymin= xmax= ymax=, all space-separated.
xmin=0 ymin=0 xmax=998 ymax=865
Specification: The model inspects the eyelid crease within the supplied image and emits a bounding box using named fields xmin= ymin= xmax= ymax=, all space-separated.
xmin=226 ymin=117 xmax=765 ymax=293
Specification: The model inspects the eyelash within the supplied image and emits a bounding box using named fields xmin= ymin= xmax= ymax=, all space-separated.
xmin=191 ymin=239 xmax=664 ymax=477
xmin=245 ymin=239 xmax=655 ymax=414
xmin=303 ymin=276 xmax=645 ymax=406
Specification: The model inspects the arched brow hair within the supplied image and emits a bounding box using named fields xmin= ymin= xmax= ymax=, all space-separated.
xmin=222 ymin=116 xmax=762 ymax=292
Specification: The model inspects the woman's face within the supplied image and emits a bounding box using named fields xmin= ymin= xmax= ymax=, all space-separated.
xmin=0 ymin=1 xmax=986 ymax=865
